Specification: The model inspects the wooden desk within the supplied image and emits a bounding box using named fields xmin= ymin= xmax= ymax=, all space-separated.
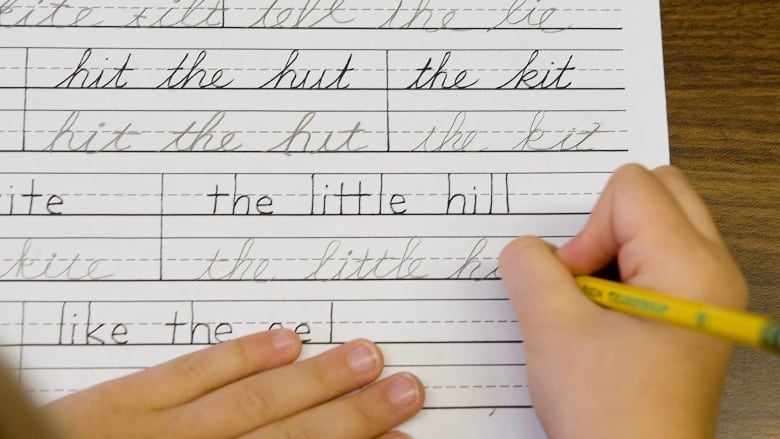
xmin=661 ymin=1 xmax=780 ymax=437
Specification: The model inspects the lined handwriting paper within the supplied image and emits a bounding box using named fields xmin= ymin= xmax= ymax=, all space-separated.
xmin=0 ymin=1 xmax=669 ymax=436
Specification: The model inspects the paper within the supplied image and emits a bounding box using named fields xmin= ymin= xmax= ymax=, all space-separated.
xmin=0 ymin=1 xmax=668 ymax=436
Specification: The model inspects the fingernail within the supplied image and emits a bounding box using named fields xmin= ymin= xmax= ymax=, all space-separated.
xmin=272 ymin=329 xmax=297 ymax=351
xmin=347 ymin=342 xmax=380 ymax=374
xmin=388 ymin=374 xmax=420 ymax=407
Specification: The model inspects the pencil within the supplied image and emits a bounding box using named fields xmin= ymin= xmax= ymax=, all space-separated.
xmin=575 ymin=276 xmax=780 ymax=354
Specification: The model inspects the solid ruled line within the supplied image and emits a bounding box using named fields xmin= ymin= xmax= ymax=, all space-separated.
xmin=0 ymin=341 xmax=524 ymax=347
xmin=0 ymin=299 xmax=511 ymax=304
xmin=0 ymin=150 xmax=631 ymax=154
xmin=2 ymin=86 xmax=626 ymax=92
xmin=0 ymin=171 xmax=613 ymax=175
xmin=3 ymin=109 xmax=628 ymax=113
xmin=12 ymin=363 xmax=527 ymax=370
xmin=0 ymin=212 xmax=592 ymax=217
xmin=0 ymin=236 xmax=573 ymax=240
xmin=389 ymin=363 xmax=527 ymax=368
xmin=0 ymin=278 xmax=509 ymax=283
xmin=0 ymin=25 xmax=624 ymax=31
xmin=421 ymin=406 xmax=534 ymax=410
xmin=0 ymin=46 xmax=625 ymax=52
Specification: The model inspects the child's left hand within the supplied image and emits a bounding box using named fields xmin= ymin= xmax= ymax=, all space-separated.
xmin=44 ymin=329 xmax=423 ymax=439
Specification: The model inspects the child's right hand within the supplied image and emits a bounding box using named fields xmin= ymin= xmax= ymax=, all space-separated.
xmin=500 ymin=164 xmax=747 ymax=439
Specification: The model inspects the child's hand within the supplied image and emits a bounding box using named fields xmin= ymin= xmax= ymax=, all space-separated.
xmin=44 ymin=333 xmax=423 ymax=439
xmin=499 ymin=164 xmax=747 ymax=439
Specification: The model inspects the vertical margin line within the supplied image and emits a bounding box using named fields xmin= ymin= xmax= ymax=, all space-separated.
xmin=17 ymin=301 xmax=25 ymax=383
xmin=378 ymin=173 xmax=384 ymax=214
xmin=489 ymin=173 xmax=494 ymax=214
xmin=329 ymin=302 xmax=334 ymax=344
xmin=385 ymin=49 xmax=391 ymax=152
xmin=505 ymin=173 xmax=511 ymax=214
xmin=310 ymin=173 xmax=316 ymax=215
xmin=190 ymin=301 xmax=196 ymax=344
xmin=21 ymin=48 xmax=29 ymax=152
xmin=159 ymin=173 xmax=165 ymax=281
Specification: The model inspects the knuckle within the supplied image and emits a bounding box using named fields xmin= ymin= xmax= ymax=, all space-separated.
xmin=616 ymin=162 xmax=648 ymax=176
xmin=733 ymin=273 xmax=749 ymax=305
xmin=352 ymin=393 xmax=386 ymax=431
xmin=353 ymin=391 xmax=385 ymax=428
xmin=653 ymin=164 xmax=679 ymax=174
xmin=178 ymin=353 xmax=214 ymax=383
xmin=357 ymin=399 xmax=383 ymax=426
xmin=653 ymin=165 xmax=686 ymax=182
xmin=718 ymin=253 xmax=750 ymax=307
xmin=309 ymin=358 xmax=342 ymax=394
xmin=693 ymin=244 xmax=749 ymax=308
xmin=230 ymin=336 xmax=258 ymax=372
xmin=500 ymin=236 xmax=549 ymax=268
xmin=610 ymin=163 xmax=652 ymax=189
xmin=233 ymin=382 xmax=274 ymax=423
xmin=277 ymin=422 xmax=316 ymax=439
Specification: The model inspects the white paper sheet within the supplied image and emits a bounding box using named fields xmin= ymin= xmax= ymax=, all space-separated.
xmin=0 ymin=1 xmax=669 ymax=436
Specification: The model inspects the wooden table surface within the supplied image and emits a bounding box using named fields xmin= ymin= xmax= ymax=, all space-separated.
xmin=660 ymin=1 xmax=780 ymax=437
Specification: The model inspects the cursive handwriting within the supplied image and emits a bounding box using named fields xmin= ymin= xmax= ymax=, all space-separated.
xmin=258 ymin=50 xmax=355 ymax=90
xmin=407 ymin=52 xmax=479 ymax=89
xmin=156 ymin=50 xmax=235 ymax=89
xmin=0 ymin=0 xmax=581 ymax=30
xmin=125 ymin=0 xmax=224 ymax=28
xmin=160 ymin=112 xmax=242 ymax=152
xmin=447 ymin=238 xmax=498 ymax=280
xmin=0 ymin=0 xmax=224 ymax=27
xmin=197 ymin=239 xmax=272 ymax=281
xmin=498 ymin=50 xmax=575 ymax=89
xmin=55 ymin=49 xmax=135 ymax=89
xmin=305 ymin=238 xmax=428 ymax=280
xmin=492 ymin=0 xmax=560 ymax=30
xmin=43 ymin=111 xmax=140 ymax=153
xmin=411 ymin=112 xmax=479 ymax=152
xmin=267 ymin=112 xmax=369 ymax=154
xmin=0 ymin=239 xmax=113 ymax=280
xmin=0 ymin=0 xmax=103 ymax=27
xmin=379 ymin=0 xmax=457 ymax=31
xmin=513 ymin=111 xmax=607 ymax=151
xmin=248 ymin=0 xmax=355 ymax=28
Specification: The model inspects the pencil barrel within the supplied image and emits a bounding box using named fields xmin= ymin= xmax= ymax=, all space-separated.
xmin=576 ymin=276 xmax=778 ymax=353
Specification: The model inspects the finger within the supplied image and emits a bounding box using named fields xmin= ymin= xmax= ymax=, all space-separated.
xmin=651 ymin=166 xmax=723 ymax=243
xmin=244 ymin=373 xmax=424 ymax=439
xmin=500 ymin=236 xmax=600 ymax=338
xmin=170 ymin=339 xmax=384 ymax=439
xmin=557 ymin=164 xmax=702 ymax=280
xmin=124 ymin=329 xmax=301 ymax=409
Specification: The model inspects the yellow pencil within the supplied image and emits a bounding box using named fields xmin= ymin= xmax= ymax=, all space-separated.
xmin=575 ymin=276 xmax=780 ymax=354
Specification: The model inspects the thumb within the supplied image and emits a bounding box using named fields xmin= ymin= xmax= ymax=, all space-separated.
xmin=499 ymin=236 xmax=599 ymax=345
